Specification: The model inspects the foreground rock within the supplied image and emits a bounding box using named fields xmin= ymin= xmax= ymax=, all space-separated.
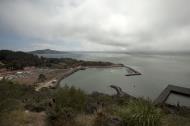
xmin=110 ymin=85 xmax=134 ymax=98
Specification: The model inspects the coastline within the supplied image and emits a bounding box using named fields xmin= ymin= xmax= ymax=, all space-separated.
xmin=35 ymin=63 xmax=142 ymax=91
xmin=55 ymin=64 xmax=142 ymax=88
xmin=56 ymin=64 xmax=125 ymax=88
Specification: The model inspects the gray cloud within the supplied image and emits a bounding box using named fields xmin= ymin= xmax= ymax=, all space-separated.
xmin=0 ymin=0 xmax=190 ymax=51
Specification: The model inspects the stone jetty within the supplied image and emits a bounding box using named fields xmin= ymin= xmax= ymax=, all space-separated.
xmin=154 ymin=85 xmax=190 ymax=105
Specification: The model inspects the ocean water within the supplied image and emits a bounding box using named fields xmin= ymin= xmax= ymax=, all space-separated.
xmin=40 ymin=52 xmax=190 ymax=106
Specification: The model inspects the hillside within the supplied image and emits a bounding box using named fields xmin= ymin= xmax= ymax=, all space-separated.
xmin=0 ymin=50 xmax=114 ymax=70
xmin=0 ymin=50 xmax=45 ymax=70
xmin=29 ymin=49 xmax=66 ymax=54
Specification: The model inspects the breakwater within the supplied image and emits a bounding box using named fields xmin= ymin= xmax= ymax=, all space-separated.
xmin=125 ymin=66 xmax=142 ymax=76
xmin=56 ymin=66 xmax=85 ymax=86
xmin=154 ymin=85 xmax=190 ymax=105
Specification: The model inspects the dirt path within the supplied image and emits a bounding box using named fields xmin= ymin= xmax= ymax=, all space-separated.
xmin=35 ymin=79 xmax=57 ymax=91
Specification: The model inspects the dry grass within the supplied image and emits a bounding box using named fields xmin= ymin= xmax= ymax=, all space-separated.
xmin=0 ymin=110 xmax=29 ymax=126
xmin=0 ymin=110 xmax=47 ymax=126
xmin=161 ymin=114 xmax=190 ymax=126
xmin=27 ymin=111 xmax=47 ymax=126
xmin=75 ymin=113 xmax=97 ymax=126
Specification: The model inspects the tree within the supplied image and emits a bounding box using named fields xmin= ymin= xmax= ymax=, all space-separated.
xmin=38 ymin=74 xmax=46 ymax=82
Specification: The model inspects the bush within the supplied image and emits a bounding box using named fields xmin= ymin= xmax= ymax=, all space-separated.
xmin=53 ymin=85 xmax=86 ymax=112
xmin=93 ymin=112 xmax=109 ymax=126
xmin=48 ymin=85 xmax=87 ymax=126
xmin=38 ymin=74 xmax=47 ymax=82
xmin=90 ymin=92 xmax=113 ymax=105
xmin=0 ymin=80 xmax=51 ymax=112
xmin=0 ymin=110 xmax=29 ymax=126
xmin=48 ymin=107 xmax=77 ymax=126
xmin=75 ymin=114 xmax=96 ymax=126
xmin=116 ymin=98 xmax=162 ymax=126
xmin=0 ymin=99 xmax=24 ymax=113
xmin=0 ymin=80 xmax=35 ymax=101
xmin=161 ymin=114 xmax=190 ymax=126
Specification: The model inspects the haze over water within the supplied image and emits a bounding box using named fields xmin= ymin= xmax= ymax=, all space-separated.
xmin=40 ymin=52 xmax=190 ymax=106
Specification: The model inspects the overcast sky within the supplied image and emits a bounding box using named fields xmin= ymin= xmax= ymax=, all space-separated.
xmin=0 ymin=0 xmax=190 ymax=51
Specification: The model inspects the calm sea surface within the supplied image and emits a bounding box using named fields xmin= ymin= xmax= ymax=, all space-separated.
xmin=40 ymin=52 xmax=190 ymax=106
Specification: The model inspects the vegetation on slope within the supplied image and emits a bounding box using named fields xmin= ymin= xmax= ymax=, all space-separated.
xmin=0 ymin=79 xmax=190 ymax=126
xmin=0 ymin=80 xmax=47 ymax=126
xmin=0 ymin=50 xmax=44 ymax=70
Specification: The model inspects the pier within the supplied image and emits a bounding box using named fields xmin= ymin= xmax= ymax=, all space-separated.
xmin=125 ymin=66 xmax=142 ymax=76
xmin=154 ymin=85 xmax=190 ymax=105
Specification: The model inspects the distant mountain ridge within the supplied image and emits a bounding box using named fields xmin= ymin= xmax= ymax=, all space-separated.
xmin=29 ymin=49 xmax=66 ymax=54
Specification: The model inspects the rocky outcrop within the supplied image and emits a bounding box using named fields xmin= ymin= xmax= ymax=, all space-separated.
xmin=110 ymin=85 xmax=134 ymax=98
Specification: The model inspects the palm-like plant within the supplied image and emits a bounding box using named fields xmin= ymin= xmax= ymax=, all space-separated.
xmin=117 ymin=98 xmax=162 ymax=126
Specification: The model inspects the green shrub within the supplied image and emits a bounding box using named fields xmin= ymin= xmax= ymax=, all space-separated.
xmin=116 ymin=98 xmax=162 ymax=126
xmin=90 ymin=92 xmax=113 ymax=105
xmin=53 ymin=85 xmax=86 ymax=112
xmin=0 ymin=61 xmax=4 ymax=68
xmin=0 ymin=110 xmax=29 ymax=126
xmin=161 ymin=114 xmax=190 ymax=126
xmin=0 ymin=80 xmax=34 ymax=101
xmin=75 ymin=114 xmax=96 ymax=126
xmin=38 ymin=74 xmax=47 ymax=82
xmin=48 ymin=85 xmax=87 ymax=126
xmin=0 ymin=80 xmax=51 ymax=113
xmin=0 ymin=99 xmax=24 ymax=113
xmin=48 ymin=107 xmax=77 ymax=126
xmin=93 ymin=112 xmax=109 ymax=126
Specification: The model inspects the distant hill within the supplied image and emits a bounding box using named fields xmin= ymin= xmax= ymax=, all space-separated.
xmin=29 ymin=49 xmax=66 ymax=54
